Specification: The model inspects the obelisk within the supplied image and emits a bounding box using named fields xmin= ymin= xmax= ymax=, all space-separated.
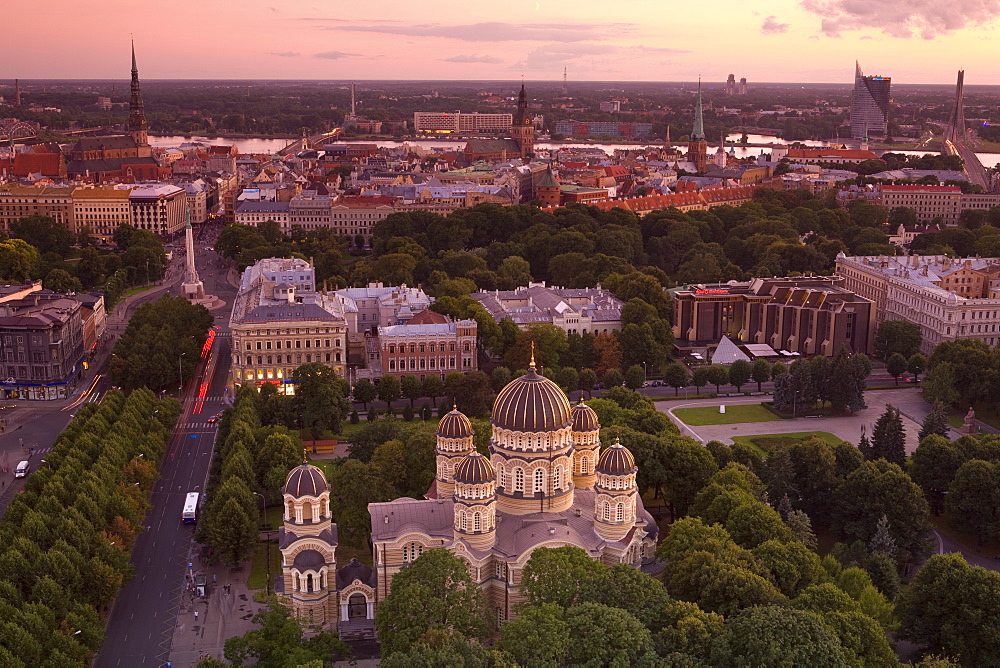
xmin=181 ymin=206 xmax=205 ymax=300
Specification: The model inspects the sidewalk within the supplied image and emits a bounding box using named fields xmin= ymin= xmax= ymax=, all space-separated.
xmin=165 ymin=557 xmax=269 ymax=665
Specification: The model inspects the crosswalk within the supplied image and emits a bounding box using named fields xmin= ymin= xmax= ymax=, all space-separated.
xmin=182 ymin=421 xmax=219 ymax=431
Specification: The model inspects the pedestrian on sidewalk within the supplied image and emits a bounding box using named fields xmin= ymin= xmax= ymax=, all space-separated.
xmin=194 ymin=611 xmax=199 ymax=622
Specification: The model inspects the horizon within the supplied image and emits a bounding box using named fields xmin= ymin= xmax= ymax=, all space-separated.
xmin=6 ymin=0 xmax=1000 ymax=84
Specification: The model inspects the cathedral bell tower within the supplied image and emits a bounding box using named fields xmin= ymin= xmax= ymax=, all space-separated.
xmin=511 ymin=83 xmax=535 ymax=159
xmin=129 ymin=41 xmax=149 ymax=149
xmin=687 ymin=79 xmax=708 ymax=173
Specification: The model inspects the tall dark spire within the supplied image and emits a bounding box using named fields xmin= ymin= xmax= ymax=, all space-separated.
xmin=515 ymin=82 xmax=529 ymax=125
xmin=129 ymin=40 xmax=149 ymax=147
xmin=692 ymin=78 xmax=705 ymax=141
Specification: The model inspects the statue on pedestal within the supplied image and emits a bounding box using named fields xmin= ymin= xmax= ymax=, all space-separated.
xmin=961 ymin=407 xmax=977 ymax=435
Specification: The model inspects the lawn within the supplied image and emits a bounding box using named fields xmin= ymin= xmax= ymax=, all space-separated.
xmin=246 ymin=539 xmax=281 ymax=590
xmin=121 ymin=284 xmax=157 ymax=298
xmin=673 ymin=404 xmax=781 ymax=426
xmin=930 ymin=513 xmax=1000 ymax=559
xmin=731 ymin=431 xmax=845 ymax=453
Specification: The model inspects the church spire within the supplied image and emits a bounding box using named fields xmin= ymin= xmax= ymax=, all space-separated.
xmin=692 ymin=77 xmax=705 ymax=141
xmin=129 ymin=40 xmax=149 ymax=147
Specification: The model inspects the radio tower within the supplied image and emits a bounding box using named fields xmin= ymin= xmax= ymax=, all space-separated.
xmin=562 ymin=67 xmax=568 ymax=96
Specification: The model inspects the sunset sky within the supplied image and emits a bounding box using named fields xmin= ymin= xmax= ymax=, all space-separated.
xmin=9 ymin=0 xmax=1000 ymax=84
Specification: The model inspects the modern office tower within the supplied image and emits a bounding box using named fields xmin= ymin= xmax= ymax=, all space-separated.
xmin=738 ymin=77 xmax=747 ymax=95
xmin=851 ymin=61 xmax=891 ymax=139
xmin=726 ymin=74 xmax=736 ymax=95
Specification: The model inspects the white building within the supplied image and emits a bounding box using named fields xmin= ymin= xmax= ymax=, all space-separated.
xmin=235 ymin=201 xmax=291 ymax=230
xmin=413 ymin=112 xmax=513 ymax=133
xmin=472 ymin=283 xmax=623 ymax=335
xmin=835 ymin=253 xmax=1000 ymax=354
xmin=335 ymin=283 xmax=433 ymax=334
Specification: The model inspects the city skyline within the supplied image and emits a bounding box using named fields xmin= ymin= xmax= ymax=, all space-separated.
xmin=7 ymin=0 xmax=1000 ymax=83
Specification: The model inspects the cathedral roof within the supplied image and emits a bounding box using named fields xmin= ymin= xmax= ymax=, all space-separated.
xmin=292 ymin=548 xmax=327 ymax=570
xmin=571 ymin=400 xmax=600 ymax=433
xmin=336 ymin=558 xmax=377 ymax=589
xmin=437 ymin=407 xmax=474 ymax=439
xmin=492 ymin=357 xmax=572 ymax=433
xmin=283 ymin=464 xmax=329 ymax=497
xmin=454 ymin=452 xmax=495 ymax=484
xmin=597 ymin=438 xmax=637 ymax=475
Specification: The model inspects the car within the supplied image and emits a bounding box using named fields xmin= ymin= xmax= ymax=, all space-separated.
xmin=207 ymin=416 xmax=218 ymax=424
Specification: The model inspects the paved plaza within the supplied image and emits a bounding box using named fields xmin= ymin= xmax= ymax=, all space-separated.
xmin=659 ymin=387 xmax=960 ymax=454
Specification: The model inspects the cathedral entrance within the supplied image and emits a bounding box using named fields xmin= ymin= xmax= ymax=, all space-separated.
xmin=348 ymin=593 xmax=367 ymax=619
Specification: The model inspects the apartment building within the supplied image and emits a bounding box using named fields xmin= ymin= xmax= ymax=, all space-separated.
xmin=335 ymin=283 xmax=433 ymax=334
xmin=0 ymin=186 xmax=75 ymax=233
xmin=289 ymin=190 xmax=333 ymax=232
xmin=129 ymin=184 xmax=186 ymax=236
xmin=0 ymin=295 xmax=85 ymax=400
xmin=330 ymin=196 xmax=398 ymax=239
xmin=835 ymin=253 xmax=1000 ymax=354
xmin=672 ymin=276 xmax=874 ymax=358
xmin=413 ymin=112 xmax=513 ymax=133
xmin=72 ymin=187 xmax=135 ymax=240
xmin=880 ymin=185 xmax=963 ymax=225
xmin=235 ymin=201 xmax=291 ymax=230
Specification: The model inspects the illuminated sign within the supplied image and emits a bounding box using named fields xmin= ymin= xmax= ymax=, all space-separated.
xmin=694 ymin=289 xmax=730 ymax=295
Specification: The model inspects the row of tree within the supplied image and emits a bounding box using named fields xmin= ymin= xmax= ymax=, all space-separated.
xmin=0 ymin=388 xmax=179 ymax=665
xmin=198 ymin=385 xmax=301 ymax=568
xmin=108 ymin=295 xmax=215 ymax=391
xmin=772 ymin=349 xmax=873 ymax=415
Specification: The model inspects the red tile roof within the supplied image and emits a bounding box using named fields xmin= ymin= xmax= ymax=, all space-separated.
xmin=13 ymin=153 xmax=64 ymax=177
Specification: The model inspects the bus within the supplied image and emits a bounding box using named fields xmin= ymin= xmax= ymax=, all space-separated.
xmin=182 ymin=492 xmax=200 ymax=524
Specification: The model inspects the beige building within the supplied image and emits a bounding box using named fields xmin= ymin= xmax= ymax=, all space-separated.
xmin=335 ymin=283 xmax=432 ymax=334
xmin=369 ymin=362 xmax=657 ymax=624
xmin=835 ymin=253 xmax=1000 ymax=354
xmin=413 ymin=112 xmax=513 ymax=133
xmin=880 ymin=185 xmax=963 ymax=225
xmin=230 ymin=258 xmax=348 ymax=393
xmin=376 ymin=314 xmax=478 ymax=379
xmin=0 ymin=185 xmax=76 ymax=234
xmin=129 ymin=184 xmax=186 ymax=236
xmin=330 ymin=196 xmax=398 ymax=239
xmin=72 ymin=187 xmax=135 ymax=240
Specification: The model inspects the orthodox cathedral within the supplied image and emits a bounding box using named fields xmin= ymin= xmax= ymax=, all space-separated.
xmin=276 ymin=352 xmax=657 ymax=635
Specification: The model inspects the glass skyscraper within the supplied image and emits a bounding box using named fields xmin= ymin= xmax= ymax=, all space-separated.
xmin=851 ymin=61 xmax=891 ymax=140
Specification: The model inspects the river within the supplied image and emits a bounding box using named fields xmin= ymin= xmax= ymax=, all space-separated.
xmin=147 ymin=134 xmax=1000 ymax=169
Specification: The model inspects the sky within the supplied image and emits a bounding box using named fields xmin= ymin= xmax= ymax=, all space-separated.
xmin=7 ymin=0 xmax=1000 ymax=84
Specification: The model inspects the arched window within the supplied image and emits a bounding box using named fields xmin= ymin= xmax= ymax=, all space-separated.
xmin=461 ymin=512 xmax=468 ymax=531
xmin=534 ymin=468 xmax=545 ymax=493
xmin=514 ymin=468 xmax=524 ymax=492
xmin=404 ymin=542 xmax=423 ymax=562
xmin=293 ymin=573 xmax=300 ymax=591
xmin=302 ymin=502 xmax=313 ymax=522
xmin=474 ymin=512 xmax=482 ymax=532
xmin=603 ymin=502 xmax=611 ymax=521
xmin=553 ymin=467 xmax=562 ymax=490
xmin=499 ymin=466 xmax=508 ymax=488
xmin=348 ymin=593 xmax=367 ymax=619
xmin=286 ymin=500 xmax=294 ymax=519
xmin=306 ymin=574 xmax=314 ymax=593
xmin=616 ymin=503 xmax=624 ymax=522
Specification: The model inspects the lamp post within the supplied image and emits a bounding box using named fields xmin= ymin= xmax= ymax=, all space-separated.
xmin=252 ymin=491 xmax=270 ymax=595
xmin=178 ymin=352 xmax=186 ymax=392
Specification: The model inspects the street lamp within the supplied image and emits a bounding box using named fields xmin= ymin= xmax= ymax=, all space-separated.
xmin=178 ymin=352 xmax=186 ymax=392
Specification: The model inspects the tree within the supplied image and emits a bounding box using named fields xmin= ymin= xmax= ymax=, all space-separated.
xmin=908 ymin=352 xmax=927 ymax=381
xmin=503 ymin=323 xmax=568 ymax=370
xmin=918 ymin=402 xmax=950 ymax=441
xmin=0 ymin=238 xmax=40 ymax=282
xmin=495 ymin=602 xmax=570 ymax=668
xmin=374 ymin=549 xmax=491 ymax=658
xmin=292 ymin=363 xmax=350 ymax=438
xmin=578 ymin=368 xmax=597 ymax=398
xmin=874 ymin=319 xmax=922 ymax=360
xmin=43 ymin=268 xmax=83 ymax=293
xmin=922 ymin=361 xmax=961 ymax=407
xmin=490 ymin=367 xmax=512 ymax=393
xmin=705 ymin=364 xmax=730 ymax=393
xmin=602 ymin=368 xmax=623 ymax=389
xmin=751 ymin=358 xmax=771 ymax=392
xmin=421 ymin=375 xmax=443 ymax=406
xmin=352 ymin=378 xmax=376 ymax=410
xmin=400 ymin=374 xmax=423 ymax=408
xmin=624 ymin=365 xmax=645 ymax=390
xmin=691 ymin=366 xmax=710 ymax=392
xmin=867 ymin=513 xmax=897 ymax=561
xmin=945 ymin=459 xmax=1000 ymax=545
xmin=833 ymin=459 xmax=933 ymax=566
xmin=728 ymin=359 xmax=752 ymax=393
xmin=869 ymin=404 xmax=906 ymax=466
xmin=445 ymin=371 xmax=493 ymax=417
xmin=710 ymin=606 xmax=848 ymax=667
xmin=207 ymin=497 xmax=258 ymax=568
xmin=224 ymin=597 xmax=350 ymax=666
xmin=10 ymin=214 xmax=74 ymax=256
xmin=663 ymin=362 xmax=688 ymax=396
xmin=886 ymin=352 xmax=908 ymax=385
xmin=898 ymin=553 xmax=1000 ymax=667
xmin=562 ymin=603 xmax=656 ymax=667
xmin=377 ymin=374 xmax=401 ymax=408
xmin=519 ymin=546 xmax=605 ymax=609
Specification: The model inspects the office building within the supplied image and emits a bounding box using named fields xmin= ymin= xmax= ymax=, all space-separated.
xmin=229 ymin=258 xmax=348 ymax=393
xmin=472 ymin=284 xmax=622 ymax=335
xmin=413 ymin=112 xmax=513 ymax=133
xmin=376 ymin=313 xmax=478 ymax=378
xmin=0 ymin=294 xmax=86 ymax=400
xmin=72 ymin=187 xmax=135 ymax=240
xmin=836 ymin=253 xmax=1000 ymax=354
xmin=851 ymin=61 xmax=891 ymax=139
xmin=552 ymin=121 xmax=653 ymax=139
xmin=0 ymin=186 xmax=75 ymax=233
xmin=129 ymin=184 xmax=186 ymax=236
xmin=672 ymin=277 xmax=874 ymax=358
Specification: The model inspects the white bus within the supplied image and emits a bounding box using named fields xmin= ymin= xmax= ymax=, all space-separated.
xmin=182 ymin=492 xmax=200 ymax=524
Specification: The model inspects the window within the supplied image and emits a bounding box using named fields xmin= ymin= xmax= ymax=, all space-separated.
xmin=616 ymin=503 xmax=624 ymax=522
xmin=474 ymin=512 xmax=482 ymax=531
xmin=403 ymin=542 xmax=423 ymax=562
xmin=603 ymin=503 xmax=611 ymax=521
xmin=553 ymin=467 xmax=561 ymax=490
xmin=514 ymin=468 xmax=524 ymax=492
xmin=461 ymin=512 xmax=468 ymax=531
xmin=534 ymin=468 xmax=545 ymax=493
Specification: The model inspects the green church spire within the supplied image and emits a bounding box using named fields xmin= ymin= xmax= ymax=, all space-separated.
xmin=692 ymin=77 xmax=705 ymax=141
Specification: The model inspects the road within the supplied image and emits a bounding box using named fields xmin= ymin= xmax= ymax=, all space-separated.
xmin=94 ymin=231 xmax=238 ymax=667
